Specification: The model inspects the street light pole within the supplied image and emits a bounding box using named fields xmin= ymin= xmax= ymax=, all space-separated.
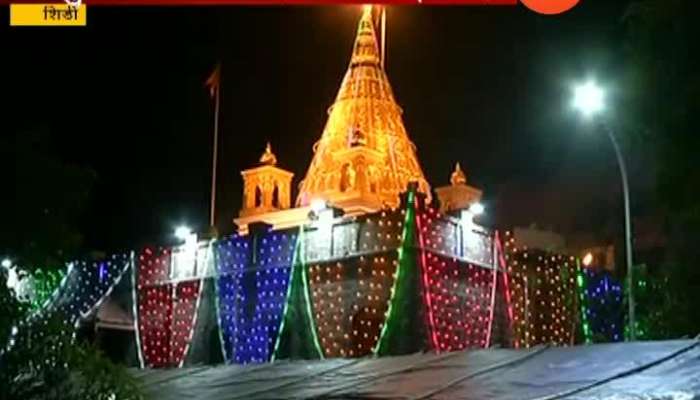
xmin=601 ymin=121 xmax=635 ymax=341
xmin=571 ymin=79 xmax=636 ymax=341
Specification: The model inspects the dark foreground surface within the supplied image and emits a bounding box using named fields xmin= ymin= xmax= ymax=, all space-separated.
xmin=133 ymin=340 xmax=700 ymax=399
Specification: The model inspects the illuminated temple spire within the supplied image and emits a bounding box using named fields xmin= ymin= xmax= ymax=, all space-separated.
xmin=296 ymin=6 xmax=431 ymax=210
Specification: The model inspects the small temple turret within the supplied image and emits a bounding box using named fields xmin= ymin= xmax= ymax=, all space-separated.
xmin=435 ymin=162 xmax=483 ymax=213
xmin=238 ymin=143 xmax=293 ymax=218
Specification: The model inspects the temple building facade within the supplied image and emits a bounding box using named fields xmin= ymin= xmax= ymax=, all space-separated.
xmin=234 ymin=6 xmax=471 ymax=234
xmin=56 ymin=6 xmax=628 ymax=369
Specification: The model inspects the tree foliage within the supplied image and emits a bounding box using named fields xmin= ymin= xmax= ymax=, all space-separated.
xmin=622 ymin=0 xmax=700 ymax=337
xmin=0 ymin=280 xmax=144 ymax=400
xmin=0 ymin=128 xmax=95 ymax=271
xmin=0 ymin=128 xmax=143 ymax=399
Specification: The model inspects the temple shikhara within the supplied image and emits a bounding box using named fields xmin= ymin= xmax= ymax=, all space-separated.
xmin=9 ymin=6 xmax=630 ymax=370
xmin=236 ymin=6 xmax=434 ymax=234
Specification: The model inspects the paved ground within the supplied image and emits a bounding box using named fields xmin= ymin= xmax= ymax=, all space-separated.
xmin=133 ymin=339 xmax=700 ymax=399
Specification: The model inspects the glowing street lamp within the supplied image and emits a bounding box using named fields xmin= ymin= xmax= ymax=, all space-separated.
xmin=1 ymin=258 xmax=11 ymax=269
xmin=582 ymin=252 xmax=594 ymax=267
xmin=572 ymin=80 xmax=605 ymax=118
xmin=310 ymin=198 xmax=327 ymax=214
xmin=571 ymin=79 xmax=636 ymax=340
xmin=174 ymin=225 xmax=193 ymax=241
xmin=461 ymin=202 xmax=485 ymax=227
xmin=469 ymin=202 xmax=485 ymax=216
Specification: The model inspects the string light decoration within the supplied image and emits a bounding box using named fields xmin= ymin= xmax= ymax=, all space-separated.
xmin=252 ymin=231 xmax=297 ymax=362
xmin=416 ymin=207 xmax=497 ymax=352
xmin=52 ymin=254 xmax=132 ymax=321
xmin=373 ymin=192 xmax=421 ymax=356
xmin=415 ymin=206 xmax=494 ymax=267
xmin=622 ymin=263 xmax=662 ymax=341
xmin=578 ymin=265 xmax=623 ymax=343
xmin=214 ymin=231 xmax=296 ymax=364
xmin=271 ymin=226 xmax=323 ymax=361
xmin=214 ymin=234 xmax=250 ymax=363
xmin=308 ymin=252 xmax=398 ymax=358
xmin=419 ymin=254 xmax=495 ymax=351
xmin=135 ymin=248 xmax=202 ymax=368
xmin=136 ymin=248 xmax=174 ymax=368
xmin=502 ymin=231 xmax=579 ymax=348
xmin=2 ymin=266 xmax=65 ymax=309
xmin=5 ymin=254 xmax=132 ymax=358
xmin=495 ymin=232 xmax=516 ymax=347
xmin=306 ymin=209 xmax=404 ymax=358
xmin=575 ymin=259 xmax=593 ymax=344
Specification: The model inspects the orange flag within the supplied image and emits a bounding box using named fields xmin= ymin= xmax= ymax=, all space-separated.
xmin=205 ymin=63 xmax=221 ymax=98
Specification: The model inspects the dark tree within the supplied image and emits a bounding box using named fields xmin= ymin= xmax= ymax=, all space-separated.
xmin=621 ymin=0 xmax=700 ymax=337
xmin=0 ymin=127 xmax=95 ymax=270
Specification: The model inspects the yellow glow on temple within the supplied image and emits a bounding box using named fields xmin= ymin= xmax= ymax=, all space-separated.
xmin=296 ymin=5 xmax=431 ymax=210
xmin=233 ymin=7 xmax=482 ymax=234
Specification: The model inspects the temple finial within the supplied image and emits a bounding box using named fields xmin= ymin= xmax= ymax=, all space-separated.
xmin=350 ymin=4 xmax=381 ymax=67
xmin=450 ymin=162 xmax=467 ymax=186
xmin=260 ymin=142 xmax=277 ymax=166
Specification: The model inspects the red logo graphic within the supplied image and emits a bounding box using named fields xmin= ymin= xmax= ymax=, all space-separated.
xmin=521 ymin=0 xmax=580 ymax=15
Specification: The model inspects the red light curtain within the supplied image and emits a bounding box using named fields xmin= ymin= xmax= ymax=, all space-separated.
xmin=136 ymin=248 xmax=202 ymax=368
xmin=416 ymin=208 xmax=496 ymax=352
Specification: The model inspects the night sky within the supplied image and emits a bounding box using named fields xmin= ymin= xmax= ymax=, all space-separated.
xmin=2 ymin=1 xmax=650 ymax=253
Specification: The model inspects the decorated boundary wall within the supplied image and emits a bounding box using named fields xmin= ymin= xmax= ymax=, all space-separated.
xmin=4 ymin=188 xmax=629 ymax=368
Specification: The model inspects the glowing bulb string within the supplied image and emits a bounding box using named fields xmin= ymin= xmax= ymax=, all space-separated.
xmin=173 ymin=279 xmax=202 ymax=368
xmin=575 ymin=258 xmax=592 ymax=344
xmin=578 ymin=266 xmax=624 ymax=343
xmin=271 ymin=225 xmax=324 ymax=361
xmin=4 ymin=254 xmax=133 ymax=359
xmin=495 ymin=232 xmax=516 ymax=348
xmin=17 ymin=263 xmax=73 ymax=325
xmin=501 ymin=233 xmax=579 ymax=348
xmin=78 ymin=255 xmax=133 ymax=321
xmin=415 ymin=208 xmax=440 ymax=352
xmin=373 ymin=190 xmax=415 ymax=356
xmin=214 ymin=231 xmax=303 ymax=364
xmin=212 ymin=244 xmax=228 ymax=364
xmin=2 ymin=264 xmax=73 ymax=356
xmin=179 ymin=245 xmax=208 ymax=367
xmin=417 ymin=205 xmax=498 ymax=352
xmin=213 ymin=234 xmax=251 ymax=364
xmin=136 ymin=246 xmax=204 ymax=368
xmin=299 ymin=228 xmax=324 ymax=359
xmin=136 ymin=247 xmax=173 ymax=368
xmin=131 ymin=251 xmax=145 ymax=369
xmin=269 ymin=226 xmax=301 ymax=361
xmin=252 ymin=232 xmax=297 ymax=363
xmin=306 ymin=208 xmax=402 ymax=358
xmin=484 ymin=235 xmax=499 ymax=348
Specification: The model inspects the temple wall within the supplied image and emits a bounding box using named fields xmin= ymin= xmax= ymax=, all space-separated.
xmin=106 ymin=199 xmax=623 ymax=367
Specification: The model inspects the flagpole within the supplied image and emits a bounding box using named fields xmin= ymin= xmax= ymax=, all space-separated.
xmin=209 ymin=71 xmax=220 ymax=229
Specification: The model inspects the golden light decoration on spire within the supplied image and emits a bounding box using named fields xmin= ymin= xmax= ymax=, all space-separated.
xmin=296 ymin=6 xmax=431 ymax=209
xmin=451 ymin=162 xmax=467 ymax=186
xmin=259 ymin=142 xmax=277 ymax=166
